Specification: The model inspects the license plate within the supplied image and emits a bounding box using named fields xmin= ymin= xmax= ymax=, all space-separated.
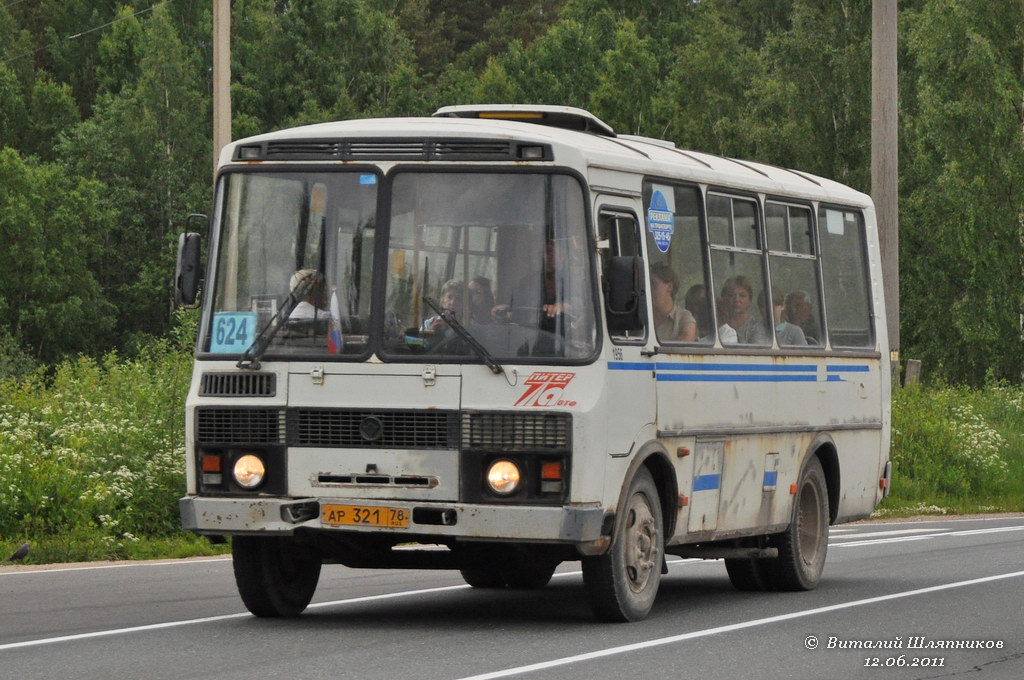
xmin=321 ymin=503 xmax=410 ymax=529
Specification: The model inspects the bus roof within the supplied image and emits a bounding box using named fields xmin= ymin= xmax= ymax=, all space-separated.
xmin=221 ymin=107 xmax=871 ymax=208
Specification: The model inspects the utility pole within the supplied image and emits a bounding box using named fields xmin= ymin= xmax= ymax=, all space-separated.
xmin=212 ymin=0 xmax=231 ymax=180
xmin=872 ymin=0 xmax=899 ymax=367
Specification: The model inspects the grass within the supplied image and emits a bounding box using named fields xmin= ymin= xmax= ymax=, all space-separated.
xmin=877 ymin=381 xmax=1024 ymax=516
xmin=1 ymin=326 xmax=1022 ymax=564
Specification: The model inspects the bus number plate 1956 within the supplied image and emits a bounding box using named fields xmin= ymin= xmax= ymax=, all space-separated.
xmin=321 ymin=504 xmax=410 ymax=529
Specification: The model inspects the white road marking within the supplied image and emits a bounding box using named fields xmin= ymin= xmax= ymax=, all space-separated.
xmin=452 ymin=570 xmax=1024 ymax=680
xmin=830 ymin=528 xmax=943 ymax=540
xmin=0 ymin=558 xmax=231 ymax=577
xmin=0 ymin=560 xmax=700 ymax=651
xmin=832 ymin=524 xmax=1024 ymax=548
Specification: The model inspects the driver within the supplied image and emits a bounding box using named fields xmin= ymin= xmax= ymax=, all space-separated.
xmin=492 ymin=240 xmax=575 ymax=330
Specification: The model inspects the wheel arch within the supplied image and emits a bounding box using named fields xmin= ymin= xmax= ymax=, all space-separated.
xmin=617 ymin=441 xmax=679 ymax=539
xmin=807 ymin=433 xmax=840 ymax=524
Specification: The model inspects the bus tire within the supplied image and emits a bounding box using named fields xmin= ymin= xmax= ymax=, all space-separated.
xmin=582 ymin=467 xmax=664 ymax=622
xmin=459 ymin=567 xmax=507 ymax=589
xmin=503 ymin=559 xmax=558 ymax=589
xmin=773 ymin=456 xmax=829 ymax=591
xmin=724 ymin=540 xmax=775 ymax=592
xmin=459 ymin=548 xmax=558 ymax=589
xmin=232 ymin=536 xmax=322 ymax=617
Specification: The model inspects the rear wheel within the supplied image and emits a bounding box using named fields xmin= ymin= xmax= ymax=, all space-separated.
xmin=232 ymin=536 xmax=322 ymax=617
xmin=724 ymin=457 xmax=829 ymax=592
xmin=459 ymin=546 xmax=559 ymax=589
xmin=724 ymin=537 xmax=775 ymax=591
xmin=583 ymin=467 xmax=664 ymax=622
xmin=773 ymin=456 xmax=829 ymax=590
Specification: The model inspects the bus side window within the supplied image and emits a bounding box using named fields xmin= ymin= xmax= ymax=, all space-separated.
xmin=708 ymin=193 xmax=771 ymax=347
xmin=818 ymin=207 xmax=874 ymax=348
xmin=642 ymin=182 xmax=712 ymax=345
xmin=766 ymin=202 xmax=823 ymax=347
xmin=599 ymin=211 xmax=646 ymax=341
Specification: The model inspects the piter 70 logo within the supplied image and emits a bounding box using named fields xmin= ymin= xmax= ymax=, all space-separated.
xmin=514 ymin=372 xmax=578 ymax=407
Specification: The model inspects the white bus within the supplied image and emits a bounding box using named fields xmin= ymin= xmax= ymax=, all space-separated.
xmin=176 ymin=104 xmax=891 ymax=622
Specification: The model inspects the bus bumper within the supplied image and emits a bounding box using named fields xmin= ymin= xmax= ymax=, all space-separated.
xmin=179 ymin=495 xmax=606 ymax=544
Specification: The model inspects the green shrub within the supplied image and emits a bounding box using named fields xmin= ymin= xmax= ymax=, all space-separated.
xmin=885 ymin=381 xmax=1023 ymax=513
xmin=0 ymin=315 xmax=194 ymax=558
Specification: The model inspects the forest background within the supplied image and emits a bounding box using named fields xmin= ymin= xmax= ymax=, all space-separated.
xmin=1 ymin=0 xmax=1023 ymax=562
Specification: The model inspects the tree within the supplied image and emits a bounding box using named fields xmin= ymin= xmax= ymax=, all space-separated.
xmin=899 ymin=0 xmax=1024 ymax=383
xmin=0 ymin=149 xmax=116 ymax=361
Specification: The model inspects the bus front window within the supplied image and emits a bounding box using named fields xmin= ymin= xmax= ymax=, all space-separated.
xmin=381 ymin=172 xmax=597 ymax=362
xmin=202 ymin=171 xmax=377 ymax=358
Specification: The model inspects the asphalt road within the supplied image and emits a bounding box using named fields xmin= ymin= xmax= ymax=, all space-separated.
xmin=2 ymin=515 xmax=1022 ymax=680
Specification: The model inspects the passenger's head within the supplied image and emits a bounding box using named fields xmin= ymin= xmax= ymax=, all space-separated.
xmin=290 ymin=269 xmax=326 ymax=305
xmin=785 ymin=290 xmax=812 ymax=325
xmin=721 ymin=276 xmax=754 ymax=320
xmin=650 ymin=263 xmax=678 ymax=314
xmin=439 ymin=279 xmax=465 ymax=314
xmin=468 ymin=276 xmax=494 ymax=321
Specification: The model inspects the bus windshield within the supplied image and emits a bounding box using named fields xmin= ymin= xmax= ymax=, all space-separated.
xmin=382 ymin=172 xmax=596 ymax=362
xmin=204 ymin=170 xmax=377 ymax=358
xmin=202 ymin=170 xmax=597 ymax=362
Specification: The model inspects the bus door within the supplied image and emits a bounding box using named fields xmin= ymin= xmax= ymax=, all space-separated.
xmin=597 ymin=203 xmax=654 ymax=458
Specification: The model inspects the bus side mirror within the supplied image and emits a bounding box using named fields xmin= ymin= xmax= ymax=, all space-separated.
xmin=174 ymin=231 xmax=203 ymax=307
xmin=605 ymin=255 xmax=645 ymax=333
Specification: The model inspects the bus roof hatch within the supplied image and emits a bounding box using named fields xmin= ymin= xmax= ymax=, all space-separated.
xmin=433 ymin=104 xmax=617 ymax=138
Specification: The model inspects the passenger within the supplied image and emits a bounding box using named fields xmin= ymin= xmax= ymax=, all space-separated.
xmin=288 ymin=269 xmax=329 ymax=320
xmin=422 ymin=279 xmax=465 ymax=331
xmin=650 ymin=263 xmax=697 ymax=342
xmin=775 ymin=290 xmax=808 ymax=347
xmin=467 ymin=275 xmax=495 ymax=324
xmin=684 ymin=283 xmax=711 ymax=340
xmin=785 ymin=290 xmax=818 ymax=344
xmin=719 ymin=275 xmax=769 ymax=345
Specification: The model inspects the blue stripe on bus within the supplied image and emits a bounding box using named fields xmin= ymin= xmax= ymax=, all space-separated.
xmin=607 ymin=361 xmax=871 ymax=382
xmin=655 ymin=362 xmax=817 ymax=372
xmin=763 ymin=471 xmax=778 ymax=487
xmin=693 ymin=474 xmax=721 ymax=491
xmin=608 ymin=361 xmax=655 ymax=371
xmin=658 ymin=374 xmax=818 ymax=382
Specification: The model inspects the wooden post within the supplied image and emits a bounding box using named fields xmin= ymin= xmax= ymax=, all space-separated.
xmin=904 ymin=359 xmax=922 ymax=385
xmin=872 ymin=0 xmax=899 ymax=366
xmin=213 ymin=0 xmax=231 ymax=180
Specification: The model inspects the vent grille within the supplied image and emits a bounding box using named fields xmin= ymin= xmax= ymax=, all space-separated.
xmin=235 ymin=138 xmax=551 ymax=162
xmin=195 ymin=408 xmax=571 ymax=451
xmin=197 ymin=408 xmax=285 ymax=444
xmin=199 ymin=373 xmax=276 ymax=397
xmin=461 ymin=412 xmax=571 ymax=451
xmin=289 ymin=409 xmax=459 ymax=449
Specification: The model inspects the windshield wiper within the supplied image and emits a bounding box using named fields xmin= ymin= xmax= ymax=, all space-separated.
xmin=236 ymin=275 xmax=317 ymax=370
xmin=423 ymin=296 xmax=503 ymax=375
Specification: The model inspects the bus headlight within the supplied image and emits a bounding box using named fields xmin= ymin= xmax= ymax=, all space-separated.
xmin=233 ymin=454 xmax=266 ymax=489
xmin=486 ymin=459 xmax=521 ymax=495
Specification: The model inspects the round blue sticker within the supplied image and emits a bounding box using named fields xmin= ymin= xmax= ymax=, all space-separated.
xmin=647 ymin=190 xmax=674 ymax=253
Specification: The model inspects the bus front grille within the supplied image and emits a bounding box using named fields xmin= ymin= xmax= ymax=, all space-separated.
xmin=199 ymin=372 xmax=276 ymax=397
xmin=461 ymin=412 xmax=571 ymax=451
xmin=196 ymin=408 xmax=571 ymax=451
xmin=196 ymin=408 xmax=286 ymax=445
xmin=289 ymin=409 xmax=459 ymax=449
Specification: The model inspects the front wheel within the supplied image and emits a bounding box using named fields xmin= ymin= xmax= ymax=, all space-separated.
xmin=232 ymin=536 xmax=322 ymax=617
xmin=583 ymin=467 xmax=664 ymax=622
